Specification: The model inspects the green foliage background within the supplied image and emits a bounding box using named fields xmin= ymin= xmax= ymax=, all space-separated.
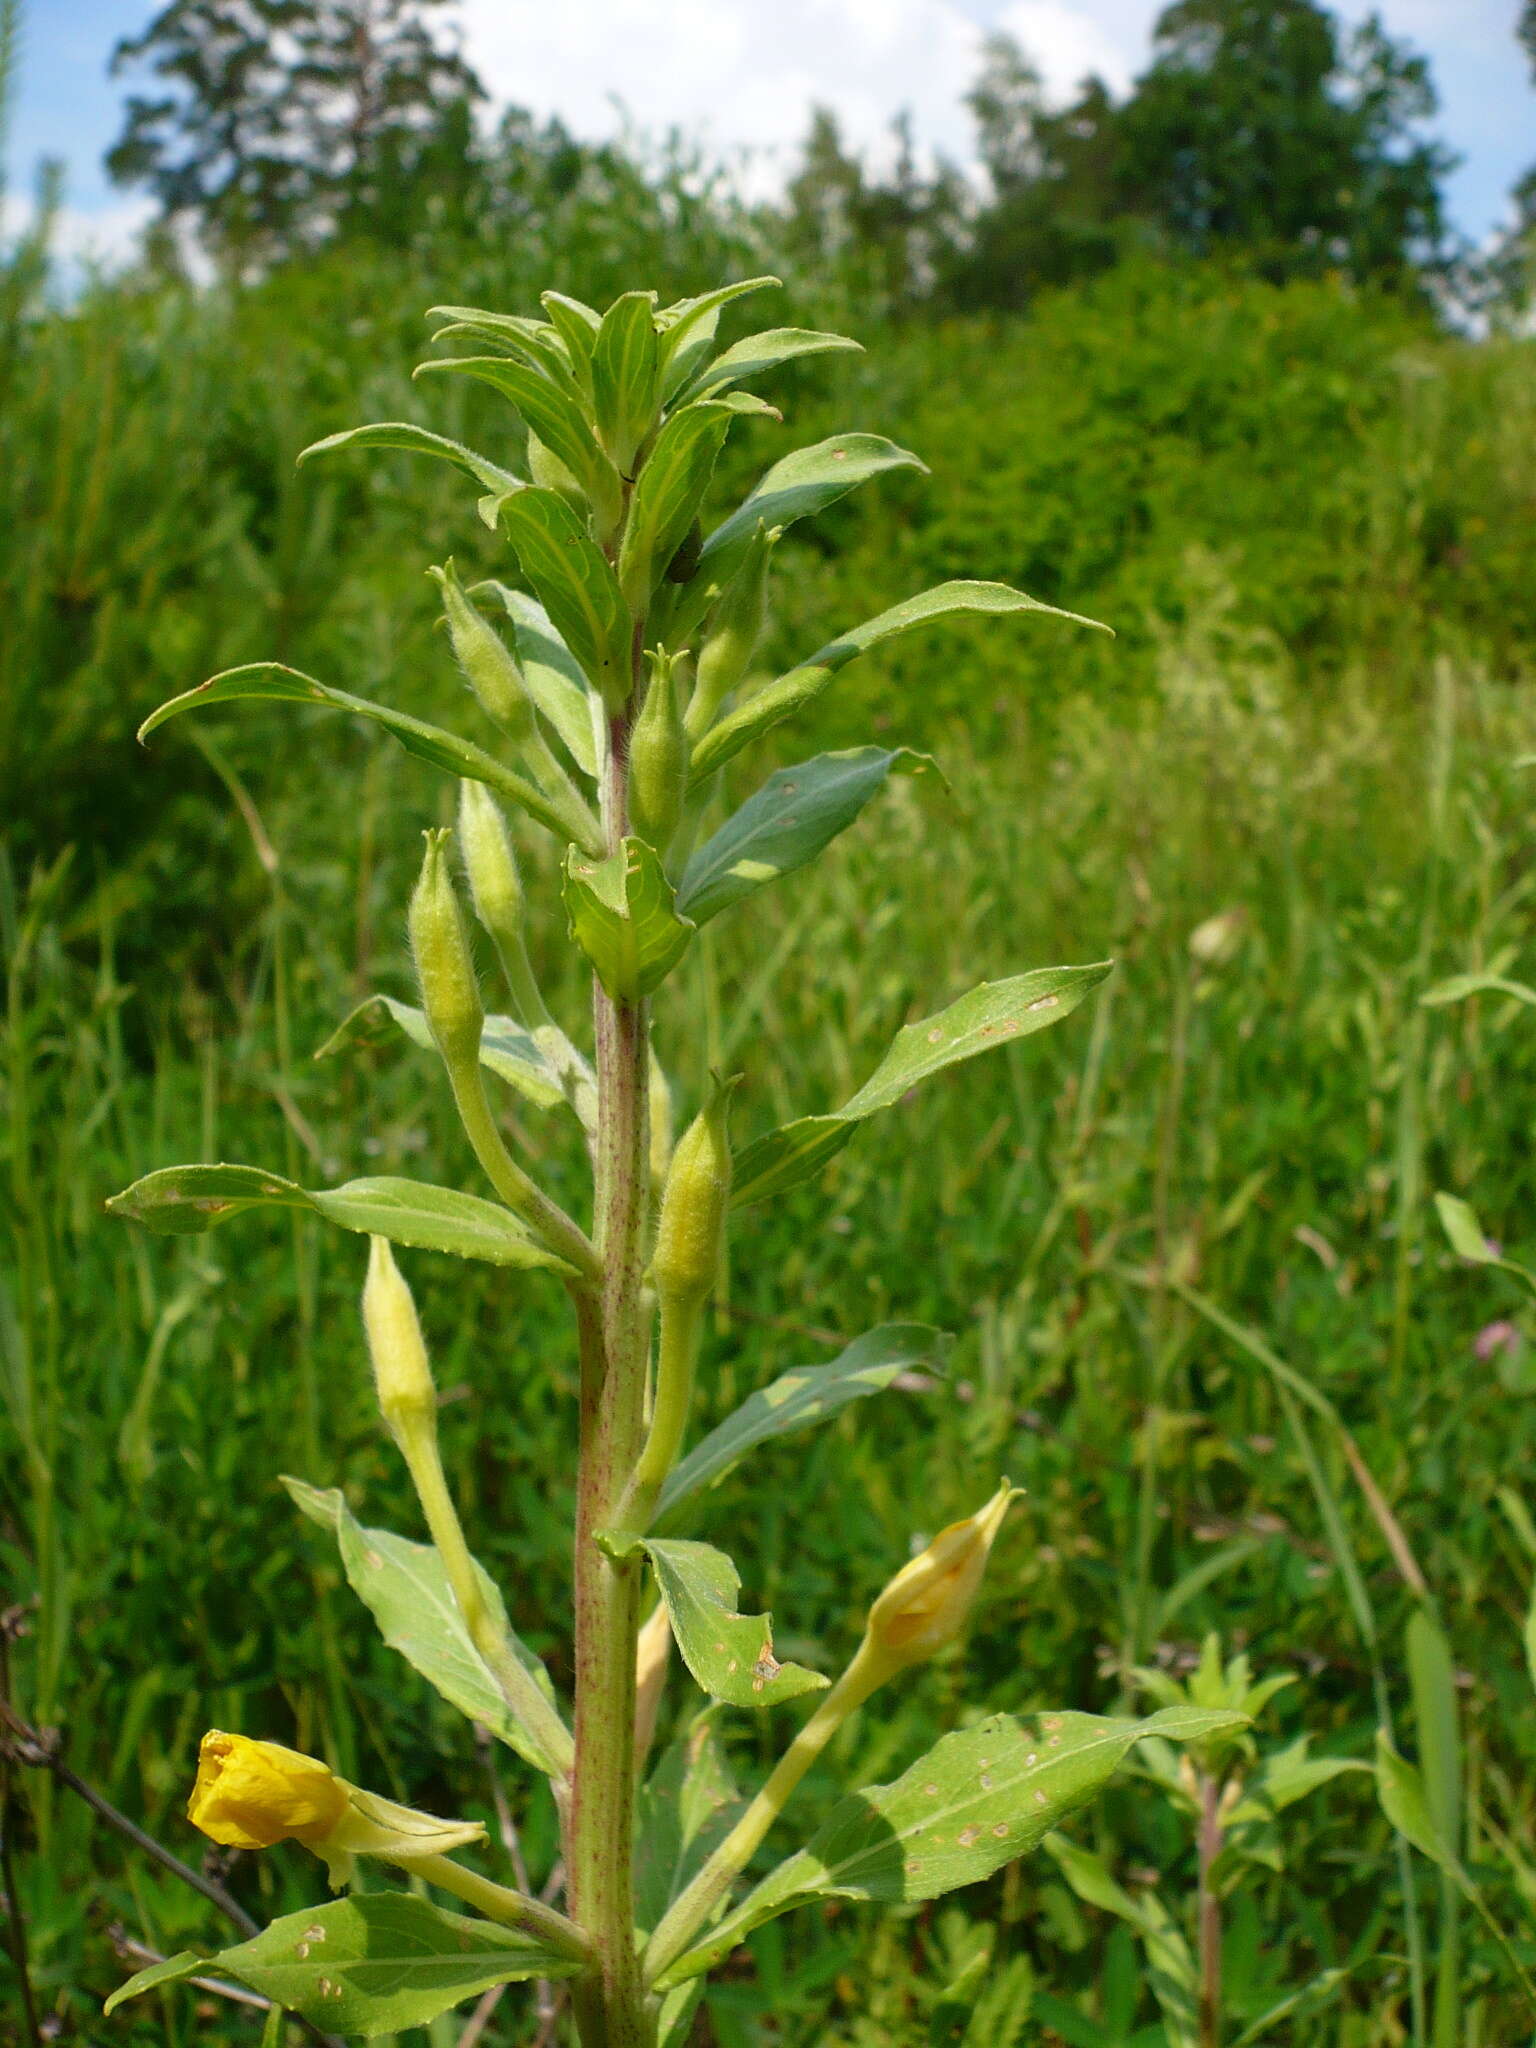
xmin=6 ymin=233 xmax=1536 ymax=2041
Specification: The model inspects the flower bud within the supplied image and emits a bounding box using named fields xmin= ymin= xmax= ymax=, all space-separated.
xmin=362 ymin=1235 xmax=435 ymax=1442
xmin=188 ymin=1730 xmax=484 ymax=1890
xmin=634 ymin=1600 xmax=673 ymax=1763
xmin=651 ymin=1074 xmax=736 ymax=1307
xmin=409 ymin=827 xmax=483 ymax=1074
xmin=457 ymin=780 xmax=526 ymax=959
xmin=429 ymin=559 xmax=530 ymax=740
xmin=630 ymin=649 xmax=687 ymax=850
xmin=687 ymin=521 xmax=776 ymax=738
xmin=864 ymin=1482 xmax=1020 ymax=1677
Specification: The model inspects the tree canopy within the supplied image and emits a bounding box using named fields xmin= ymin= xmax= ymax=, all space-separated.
xmin=107 ymin=0 xmax=483 ymax=255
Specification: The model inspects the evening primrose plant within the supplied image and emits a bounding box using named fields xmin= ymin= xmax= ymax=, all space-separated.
xmin=105 ymin=279 xmax=1244 ymax=2044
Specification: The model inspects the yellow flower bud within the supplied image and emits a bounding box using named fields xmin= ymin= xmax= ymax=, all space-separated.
xmin=362 ymin=1234 xmax=436 ymax=1441
xmin=187 ymin=1730 xmax=485 ymax=1890
xmin=188 ymin=1731 xmax=349 ymax=1853
xmin=651 ymin=1074 xmax=735 ymax=1307
xmin=409 ymin=827 xmax=484 ymax=1074
xmin=629 ymin=649 xmax=688 ymax=851
xmin=687 ymin=521 xmax=776 ymax=738
xmin=633 ymin=1600 xmax=673 ymax=1764
xmin=429 ymin=559 xmax=530 ymax=740
xmin=864 ymin=1482 xmax=1020 ymax=1677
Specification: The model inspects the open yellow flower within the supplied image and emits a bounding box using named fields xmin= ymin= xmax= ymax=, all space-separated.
xmin=188 ymin=1730 xmax=484 ymax=1887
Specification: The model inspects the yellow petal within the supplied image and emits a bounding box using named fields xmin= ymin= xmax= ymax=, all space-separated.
xmin=187 ymin=1731 xmax=350 ymax=1852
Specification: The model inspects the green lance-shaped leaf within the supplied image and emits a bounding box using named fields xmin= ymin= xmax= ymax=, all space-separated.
xmin=425 ymin=304 xmax=574 ymax=383
xmin=656 ymin=275 xmax=782 ymax=397
xmin=1422 ymin=970 xmax=1536 ymax=1008
xmin=640 ymin=1538 xmax=830 ymax=1709
xmin=296 ymin=421 xmax=523 ymax=529
xmin=619 ymin=403 xmax=736 ymax=610
xmin=497 ymin=490 xmax=633 ymax=711
xmin=540 ymin=289 xmax=601 ymax=391
xmin=658 ymin=276 xmax=782 ymax=347
xmin=106 ymin=1893 xmax=582 ymax=2037
xmin=1433 ymin=1190 xmax=1536 ymax=1298
xmin=734 ymin=962 xmax=1114 ymax=1207
xmin=137 ymin=663 xmax=599 ymax=853
xmin=592 ymin=289 xmax=661 ymax=472
xmin=700 ymin=432 xmax=925 ymax=582
xmin=691 ymin=582 xmax=1110 ymax=783
xmin=106 ymin=1164 xmax=574 ymax=1273
xmin=636 ymin=1711 xmax=747 ymax=1934
xmin=475 ymin=585 xmax=599 ymax=776
xmin=563 ymin=837 xmax=695 ymax=1002
xmin=1044 ymin=1834 xmax=1200 ymax=2048
xmin=315 ymin=993 xmax=566 ymax=1113
xmin=655 ymin=1323 xmax=951 ymax=1530
xmin=677 ymin=748 xmax=934 ymax=926
xmin=677 ymin=326 xmax=862 ymax=405
xmin=415 ymin=356 xmax=623 ymax=536
xmin=283 ymin=1479 xmax=568 ymax=1777
xmin=656 ymin=1705 xmax=1247 ymax=1989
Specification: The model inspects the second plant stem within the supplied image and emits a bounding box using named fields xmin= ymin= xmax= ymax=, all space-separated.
xmin=566 ymin=707 xmax=655 ymax=2048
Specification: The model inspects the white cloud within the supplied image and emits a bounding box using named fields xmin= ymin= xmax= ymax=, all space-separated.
xmin=994 ymin=1 xmax=1141 ymax=98
xmin=461 ymin=0 xmax=999 ymax=183
xmin=2 ymin=191 xmax=154 ymax=272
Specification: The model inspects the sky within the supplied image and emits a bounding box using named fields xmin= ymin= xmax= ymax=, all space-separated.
xmin=4 ymin=0 xmax=1532 ymax=265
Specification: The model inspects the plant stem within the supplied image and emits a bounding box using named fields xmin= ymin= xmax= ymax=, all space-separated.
xmin=566 ymin=708 xmax=654 ymax=2048
xmin=399 ymin=1853 xmax=594 ymax=1967
xmin=645 ymin=1639 xmax=885 ymax=1984
xmin=1196 ymin=1771 xmax=1223 ymax=2048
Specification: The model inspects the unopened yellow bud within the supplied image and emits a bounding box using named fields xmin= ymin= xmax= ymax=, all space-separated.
xmin=688 ymin=521 xmax=776 ymax=738
xmin=188 ymin=1730 xmax=484 ymax=1889
xmin=864 ymin=1482 xmax=1020 ymax=1677
xmin=429 ymin=559 xmax=530 ymax=739
xmin=651 ymin=1075 xmax=735 ymax=1306
xmin=634 ymin=1601 xmax=674 ymax=1763
xmin=630 ymin=649 xmax=687 ymax=849
xmin=362 ymin=1235 xmax=436 ymax=1440
xmin=409 ymin=827 xmax=483 ymax=1073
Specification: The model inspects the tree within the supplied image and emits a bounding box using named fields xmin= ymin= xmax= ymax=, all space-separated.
xmin=106 ymin=0 xmax=484 ymax=259
xmin=785 ymin=105 xmax=967 ymax=313
xmin=1115 ymin=0 xmax=1452 ymax=283
xmin=940 ymin=31 xmax=1125 ymax=309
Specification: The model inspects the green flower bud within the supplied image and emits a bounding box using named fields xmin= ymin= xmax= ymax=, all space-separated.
xmin=629 ymin=648 xmax=688 ymax=850
xmin=687 ymin=521 xmax=777 ymax=739
xmin=362 ymin=1234 xmax=436 ymax=1443
xmin=409 ymin=827 xmax=483 ymax=1074
xmin=651 ymin=1074 xmax=736 ymax=1307
xmin=428 ymin=559 xmax=529 ymax=740
xmin=457 ymin=780 xmax=525 ymax=960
